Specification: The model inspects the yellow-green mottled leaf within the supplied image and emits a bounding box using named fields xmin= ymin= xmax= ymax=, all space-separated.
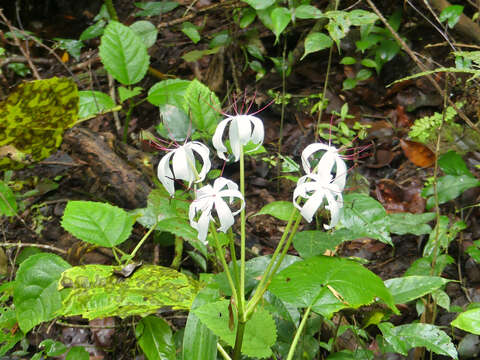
xmin=57 ymin=264 xmax=200 ymax=320
xmin=0 ymin=77 xmax=78 ymax=170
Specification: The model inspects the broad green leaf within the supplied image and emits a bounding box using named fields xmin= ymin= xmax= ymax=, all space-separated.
xmin=79 ymin=20 xmax=106 ymax=41
xmin=183 ymin=286 xmax=219 ymax=360
xmin=342 ymin=78 xmax=357 ymax=90
xmin=292 ymin=230 xmax=346 ymax=258
xmin=147 ymin=79 xmax=190 ymax=108
xmin=118 ymin=86 xmax=143 ymax=103
xmin=295 ymin=5 xmax=323 ymax=19
xmin=423 ymin=216 xmax=466 ymax=257
xmin=156 ymin=217 xmax=198 ymax=241
xmin=439 ymin=5 xmax=464 ymax=28
xmin=39 ymin=339 xmax=68 ymax=356
xmin=0 ymin=180 xmax=17 ymax=216
xmin=78 ymin=90 xmax=116 ymax=119
xmin=254 ymin=201 xmax=295 ymax=221
xmin=135 ymin=1 xmax=180 ymax=17
xmin=157 ymin=104 xmax=192 ymax=141
xmin=340 ymin=56 xmax=356 ymax=65
xmin=239 ymin=7 xmax=256 ymax=28
xmin=243 ymin=0 xmax=275 ymax=10
xmin=181 ymin=22 xmax=201 ymax=44
xmin=53 ymin=38 xmax=84 ymax=60
xmin=136 ymin=316 xmax=175 ymax=360
xmin=438 ymin=150 xmax=473 ymax=177
xmin=181 ymin=47 xmax=220 ymax=62
xmin=209 ymin=31 xmax=230 ymax=48
xmin=99 ymin=21 xmax=149 ymax=85
xmin=423 ymin=174 xmax=480 ymax=209
xmin=356 ymin=69 xmax=372 ymax=81
xmin=184 ymin=79 xmax=221 ymax=134
xmin=327 ymin=349 xmax=374 ymax=359
xmin=452 ymin=308 xmax=480 ymax=335
xmin=0 ymin=306 xmax=24 ymax=355
xmin=376 ymin=39 xmax=400 ymax=62
xmin=405 ymin=254 xmax=454 ymax=277
xmin=13 ymin=253 xmax=71 ymax=333
xmin=66 ymin=346 xmax=89 ymax=360
xmin=348 ymin=10 xmax=378 ymax=25
xmin=194 ymin=300 xmax=277 ymax=358
xmin=269 ymin=256 xmax=398 ymax=313
xmin=271 ymin=7 xmax=291 ymax=43
xmin=58 ymin=264 xmax=200 ymax=319
xmin=384 ymin=276 xmax=450 ymax=304
xmin=302 ymin=32 xmax=333 ymax=60
xmin=61 ymin=201 xmax=135 ymax=247
xmin=385 ymin=212 xmax=435 ymax=236
xmin=130 ymin=20 xmax=158 ymax=48
xmin=432 ymin=289 xmax=450 ymax=311
xmin=378 ymin=322 xmax=458 ymax=358
xmin=0 ymin=77 xmax=78 ymax=170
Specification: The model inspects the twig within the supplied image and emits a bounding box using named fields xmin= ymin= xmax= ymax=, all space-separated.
xmin=0 ymin=9 xmax=40 ymax=79
xmin=0 ymin=56 xmax=54 ymax=68
xmin=0 ymin=242 xmax=67 ymax=255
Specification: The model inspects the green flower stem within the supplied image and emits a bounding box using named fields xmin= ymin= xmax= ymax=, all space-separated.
xmin=170 ymin=235 xmax=183 ymax=269
xmin=245 ymin=208 xmax=302 ymax=317
xmin=210 ymin=223 xmax=239 ymax=304
xmin=103 ymin=0 xmax=119 ymax=21
xmin=228 ymin=228 xmax=240 ymax=290
xmin=239 ymin=147 xmax=247 ymax=320
xmin=232 ymin=318 xmax=246 ymax=360
xmin=286 ymin=305 xmax=312 ymax=360
xmin=128 ymin=223 xmax=157 ymax=261
xmin=217 ymin=343 xmax=232 ymax=360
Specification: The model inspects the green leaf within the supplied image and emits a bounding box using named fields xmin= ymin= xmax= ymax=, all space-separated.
xmin=58 ymin=264 xmax=200 ymax=319
xmin=182 ymin=286 xmax=219 ymax=360
xmin=209 ymin=31 xmax=230 ymax=48
xmin=342 ymin=78 xmax=357 ymax=90
xmin=439 ymin=5 xmax=464 ymax=29
xmin=156 ymin=217 xmax=198 ymax=241
xmin=118 ymin=86 xmax=143 ymax=103
xmin=254 ymin=201 xmax=295 ymax=221
xmin=438 ymin=151 xmax=473 ymax=177
xmin=376 ymin=39 xmax=400 ymax=62
xmin=378 ymin=322 xmax=458 ymax=358
xmin=135 ymin=1 xmax=180 ymax=17
xmin=39 ymin=339 xmax=68 ymax=356
xmin=130 ymin=20 xmax=158 ymax=48
xmin=340 ymin=56 xmax=356 ymax=65
xmin=136 ymin=316 xmax=175 ymax=360
xmin=452 ymin=308 xmax=480 ymax=335
xmin=301 ymin=32 xmax=333 ymax=60
xmin=53 ymin=38 xmax=84 ymax=61
xmin=295 ymin=5 xmax=323 ymax=19
xmin=0 ymin=180 xmax=17 ymax=216
xmin=181 ymin=47 xmax=220 ymax=62
xmin=0 ymin=306 xmax=24 ymax=355
xmin=243 ymin=0 xmax=275 ymax=10
xmin=99 ymin=21 xmax=149 ymax=85
xmin=157 ymin=104 xmax=192 ymax=141
xmin=422 ymin=174 xmax=480 ymax=209
xmin=269 ymin=256 xmax=398 ymax=314
xmin=79 ymin=20 xmax=106 ymax=41
xmin=78 ymin=90 xmax=116 ymax=119
xmin=348 ymin=10 xmax=378 ymax=25
xmin=181 ymin=22 xmax=201 ymax=44
xmin=13 ymin=253 xmax=71 ymax=333
xmin=66 ymin=346 xmax=90 ymax=360
xmin=239 ymin=7 xmax=256 ymax=28
xmin=271 ymin=7 xmax=291 ymax=43
xmin=184 ymin=79 xmax=221 ymax=134
xmin=61 ymin=201 xmax=135 ymax=247
xmin=293 ymin=230 xmax=347 ymax=259
xmin=356 ymin=69 xmax=372 ymax=81
xmin=326 ymin=349 xmax=374 ymax=359
xmin=385 ymin=212 xmax=436 ymax=236
xmin=147 ymin=79 xmax=190 ymax=108
xmin=193 ymin=300 xmax=277 ymax=358
xmin=423 ymin=216 xmax=466 ymax=257
xmin=385 ymin=276 xmax=450 ymax=304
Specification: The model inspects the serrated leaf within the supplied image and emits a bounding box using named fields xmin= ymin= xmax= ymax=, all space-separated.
xmin=184 ymin=79 xmax=221 ymax=134
xmin=135 ymin=316 xmax=175 ymax=360
xmin=271 ymin=7 xmax=291 ymax=43
xmin=385 ymin=276 xmax=450 ymax=304
xmin=58 ymin=264 xmax=200 ymax=319
xmin=379 ymin=322 xmax=458 ymax=358
xmin=61 ymin=201 xmax=135 ymax=247
xmin=193 ymin=300 xmax=277 ymax=358
xmin=452 ymin=308 xmax=480 ymax=335
xmin=99 ymin=21 xmax=149 ymax=85
xmin=147 ymin=79 xmax=190 ymax=108
xmin=254 ymin=201 xmax=295 ymax=221
xmin=181 ymin=22 xmax=201 ymax=44
xmin=130 ymin=20 xmax=158 ymax=48
xmin=0 ymin=180 xmax=17 ymax=216
xmin=78 ymin=90 xmax=115 ymax=119
xmin=269 ymin=256 xmax=398 ymax=314
xmin=302 ymin=32 xmax=333 ymax=60
xmin=118 ymin=86 xmax=143 ymax=103
xmin=13 ymin=253 xmax=71 ymax=333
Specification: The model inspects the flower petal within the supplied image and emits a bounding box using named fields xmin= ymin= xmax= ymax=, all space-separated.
xmin=214 ymin=197 xmax=235 ymax=233
xmin=189 ymin=141 xmax=212 ymax=183
xmin=301 ymin=143 xmax=331 ymax=174
xmin=245 ymin=115 xmax=264 ymax=153
xmin=157 ymin=151 xmax=175 ymax=196
xmin=212 ymin=118 xmax=231 ymax=160
xmin=172 ymin=146 xmax=195 ymax=186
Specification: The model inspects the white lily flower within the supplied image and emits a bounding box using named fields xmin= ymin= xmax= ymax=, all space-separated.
xmin=157 ymin=141 xmax=211 ymax=196
xmin=293 ymin=172 xmax=343 ymax=229
xmin=189 ymin=177 xmax=245 ymax=244
xmin=301 ymin=143 xmax=347 ymax=191
xmin=212 ymin=115 xmax=264 ymax=161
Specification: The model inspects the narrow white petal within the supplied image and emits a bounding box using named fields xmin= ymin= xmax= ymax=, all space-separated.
xmin=323 ymin=189 xmax=341 ymax=229
xmin=301 ymin=143 xmax=331 ymax=174
xmin=245 ymin=115 xmax=264 ymax=154
xmin=215 ymin=197 xmax=235 ymax=232
xmin=196 ymin=210 xmax=212 ymax=243
xmin=158 ymin=152 xmax=175 ymax=196
xmin=333 ymin=157 xmax=347 ymax=191
xmin=172 ymin=146 xmax=195 ymax=186
xmin=189 ymin=142 xmax=212 ymax=183
xmin=233 ymin=115 xmax=254 ymax=145
xmin=229 ymin=117 xmax=244 ymax=161
xmin=212 ymin=118 xmax=231 ymax=160
xmin=299 ymin=188 xmax=326 ymax=223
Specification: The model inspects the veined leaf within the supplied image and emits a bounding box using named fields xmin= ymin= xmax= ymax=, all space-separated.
xmin=452 ymin=308 xmax=480 ymax=335
xmin=136 ymin=316 xmax=175 ymax=360
xmin=0 ymin=180 xmax=17 ymax=217
xmin=385 ymin=276 xmax=451 ymax=304
xmin=78 ymin=90 xmax=115 ymax=119
xmin=254 ymin=201 xmax=295 ymax=221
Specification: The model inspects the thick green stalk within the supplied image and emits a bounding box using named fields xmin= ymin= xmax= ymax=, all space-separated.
xmin=170 ymin=235 xmax=183 ymax=269
xmin=286 ymin=305 xmax=312 ymax=360
xmin=232 ymin=319 xmax=246 ymax=360
xmin=239 ymin=147 xmax=246 ymax=319
xmin=103 ymin=0 xmax=119 ymax=21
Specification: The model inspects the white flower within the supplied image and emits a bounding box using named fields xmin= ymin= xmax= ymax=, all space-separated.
xmin=301 ymin=143 xmax=347 ymax=191
xmin=157 ymin=141 xmax=211 ymax=196
xmin=189 ymin=177 xmax=245 ymax=243
xmin=293 ymin=172 xmax=343 ymax=229
xmin=212 ymin=115 xmax=264 ymax=161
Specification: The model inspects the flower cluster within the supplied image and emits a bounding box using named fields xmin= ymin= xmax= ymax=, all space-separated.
xmin=156 ymin=112 xmax=347 ymax=243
